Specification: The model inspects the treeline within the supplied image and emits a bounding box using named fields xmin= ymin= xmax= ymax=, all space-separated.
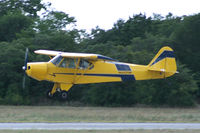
xmin=0 ymin=0 xmax=199 ymax=106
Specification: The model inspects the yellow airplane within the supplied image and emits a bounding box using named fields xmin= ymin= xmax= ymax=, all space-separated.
xmin=23 ymin=46 xmax=177 ymax=100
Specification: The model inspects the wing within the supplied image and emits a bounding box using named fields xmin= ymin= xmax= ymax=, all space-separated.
xmin=34 ymin=50 xmax=115 ymax=61
xmin=34 ymin=50 xmax=62 ymax=56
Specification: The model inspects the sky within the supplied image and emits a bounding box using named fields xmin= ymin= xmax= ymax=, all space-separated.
xmin=42 ymin=0 xmax=200 ymax=32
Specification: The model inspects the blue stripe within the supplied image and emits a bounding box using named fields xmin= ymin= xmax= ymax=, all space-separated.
xmin=151 ymin=50 xmax=175 ymax=66
xmin=97 ymin=55 xmax=115 ymax=61
xmin=54 ymin=73 xmax=135 ymax=81
xmin=84 ymin=73 xmax=135 ymax=81
xmin=120 ymin=75 xmax=135 ymax=81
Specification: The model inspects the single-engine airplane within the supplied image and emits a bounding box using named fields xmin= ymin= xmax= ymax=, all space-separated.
xmin=22 ymin=46 xmax=177 ymax=100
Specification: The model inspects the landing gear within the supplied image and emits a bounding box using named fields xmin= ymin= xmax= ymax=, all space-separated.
xmin=46 ymin=83 xmax=72 ymax=101
xmin=47 ymin=90 xmax=53 ymax=99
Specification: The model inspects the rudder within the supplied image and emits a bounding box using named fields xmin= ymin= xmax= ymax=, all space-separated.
xmin=148 ymin=46 xmax=177 ymax=78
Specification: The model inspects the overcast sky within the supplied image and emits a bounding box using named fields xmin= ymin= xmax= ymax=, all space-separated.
xmin=42 ymin=0 xmax=200 ymax=32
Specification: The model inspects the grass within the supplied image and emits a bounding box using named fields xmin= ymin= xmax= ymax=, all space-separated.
xmin=0 ymin=130 xmax=200 ymax=133
xmin=0 ymin=106 xmax=200 ymax=122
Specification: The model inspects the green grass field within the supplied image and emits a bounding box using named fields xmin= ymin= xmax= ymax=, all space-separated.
xmin=0 ymin=106 xmax=200 ymax=123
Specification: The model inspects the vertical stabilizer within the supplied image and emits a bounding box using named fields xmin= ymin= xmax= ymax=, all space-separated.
xmin=148 ymin=46 xmax=177 ymax=78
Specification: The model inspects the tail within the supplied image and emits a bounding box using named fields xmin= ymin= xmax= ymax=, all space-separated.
xmin=148 ymin=46 xmax=177 ymax=78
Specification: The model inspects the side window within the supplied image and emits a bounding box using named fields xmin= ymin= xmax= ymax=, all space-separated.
xmin=115 ymin=64 xmax=131 ymax=71
xmin=58 ymin=58 xmax=93 ymax=69
xmin=59 ymin=58 xmax=67 ymax=68
xmin=59 ymin=58 xmax=78 ymax=69
xmin=79 ymin=59 xmax=93 ymax=69
xmin=68 ymin=58 xmax=77 ymax=69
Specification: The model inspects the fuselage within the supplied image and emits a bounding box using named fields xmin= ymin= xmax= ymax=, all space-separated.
xmin=26 ymin=56 xmax=168 ymax=84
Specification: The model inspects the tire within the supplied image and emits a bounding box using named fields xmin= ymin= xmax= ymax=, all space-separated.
xmin=60 ymin=91 xmax=68 ymax=101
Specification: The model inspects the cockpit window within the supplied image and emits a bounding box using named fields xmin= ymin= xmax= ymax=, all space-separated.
xmin=51 ymin=56 xmax=93 ymax=70
xmin=59 ymin=58 xmax=78 ymax=69
xmin=50 ymin=55 xmax=63 ymax=66
xmin=79 ymin=59 xmax=94 ymax=70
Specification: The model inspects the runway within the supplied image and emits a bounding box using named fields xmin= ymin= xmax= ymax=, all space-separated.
xmin=0 ymin=123 xmax=200 ymax=130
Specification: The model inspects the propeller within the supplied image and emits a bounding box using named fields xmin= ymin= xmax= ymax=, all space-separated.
xmin=22 ymin=48 xmax=29 ymax=89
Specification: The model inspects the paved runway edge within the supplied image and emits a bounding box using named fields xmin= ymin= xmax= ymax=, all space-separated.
xmin=1 ymin=123 xmax=200 ymax=130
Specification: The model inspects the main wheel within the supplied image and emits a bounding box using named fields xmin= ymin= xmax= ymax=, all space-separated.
xmin=60 ymin=91 xmax=68 ymax=101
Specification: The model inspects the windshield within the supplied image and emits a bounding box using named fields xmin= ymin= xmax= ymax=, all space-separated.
xmin=50 ymin=55 xmax=63 ymax=66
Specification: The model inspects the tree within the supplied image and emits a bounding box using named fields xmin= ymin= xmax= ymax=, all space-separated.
xmin=37 ymin=11 xmax=76 ymax=33
xmin=0 ymin=41 xmax=26 ymax=104
xmin=173 ymin=13 xmax=200 ymax=72
xmin=0 ymin=12 xmax=32 ymax=42
xmin=0 ymin=0 xmax=46 ymax=17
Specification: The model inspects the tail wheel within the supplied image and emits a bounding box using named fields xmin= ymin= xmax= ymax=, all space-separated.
xmin=60 ymin=91 xmax=68 ymax=100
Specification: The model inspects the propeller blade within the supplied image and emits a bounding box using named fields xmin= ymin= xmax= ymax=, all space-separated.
xmin=24 ymin=48 xmax=29 ymax=70
xmin=22 ymin=48 xmax=29 ymax=89
xmin=22 ymin=73 xmax=26 ymax=89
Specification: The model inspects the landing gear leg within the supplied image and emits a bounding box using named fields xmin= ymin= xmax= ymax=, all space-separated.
xmin=46 ymin=83 xmax=59 ymax=99
xmin=46 ymin=83 xmax=73 ymax=101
